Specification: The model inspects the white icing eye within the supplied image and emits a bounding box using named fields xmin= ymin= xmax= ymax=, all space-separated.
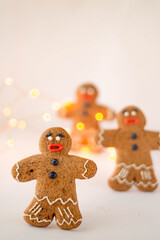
xmin=123 ymin=111 xmax=129 ymax=117
xmin=48 ymin=136 xmax=53 ymax=141
xmin=87 ymin=87 xmax=95 ymax=95
xmin=79 ymin=87 xmax=86 ymax=94
xmin=55 ymin=136 xmax=61 ymax=141
xmin=131 ymin=110 xmax=137 ymax=116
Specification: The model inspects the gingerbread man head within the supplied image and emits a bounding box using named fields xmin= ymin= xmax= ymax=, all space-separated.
xmin=76 ymin=83 xmax=98 ymax=103
xmin=116 ymin=106 xmax=146 ymax=130
xmin=39 ymin=127 xmax=72 ymax=155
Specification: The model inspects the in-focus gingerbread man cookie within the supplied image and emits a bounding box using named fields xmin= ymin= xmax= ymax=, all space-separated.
xmin=11 ymin=127 xmax=97 ymax=230
xmin=98 ymin=106 xmax=160 ymax=192
xmin=58 ymin=83 xmax=115 ymax=152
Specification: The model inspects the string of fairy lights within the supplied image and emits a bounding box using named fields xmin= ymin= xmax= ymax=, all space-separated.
xmin=0 ymin=77 xmax=64 ymax=152
xmin=0 ymin=77 xmax=116 ymax=159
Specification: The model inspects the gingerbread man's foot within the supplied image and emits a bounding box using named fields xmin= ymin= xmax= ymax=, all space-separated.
xmin=108 ymin=177 xmax=132 ymax=191
xmin=135 ymin=169 xmax=158 ymax=192
xmin=24 ymin=198 xmax=54 ymax=227
xmin=55 ymin=202 xmax=82 ymax=230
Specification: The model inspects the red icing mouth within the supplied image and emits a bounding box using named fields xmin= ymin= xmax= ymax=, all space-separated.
xmin=124 ymin=117 xmax=139 ymax=125
xmin=81 ymin=94 xmax=93 ymax=100
xmin=48 ymin=144 xmax=63 ymax=152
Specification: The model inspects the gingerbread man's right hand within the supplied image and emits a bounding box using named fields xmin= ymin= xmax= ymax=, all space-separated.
xmin=11 ymin=155 xmax=42 ymax=182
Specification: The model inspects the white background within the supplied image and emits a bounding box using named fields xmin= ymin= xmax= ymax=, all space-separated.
xmin=1 ymin=0 xmax=160 ymax=239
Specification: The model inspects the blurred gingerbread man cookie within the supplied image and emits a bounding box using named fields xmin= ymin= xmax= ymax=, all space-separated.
xmin=11 ymin=127 xmax=97 ymax=230
xmin=58 ymin=83 xmax=115 ymax=152
xmin=98 ymin=106 xmax=160 ymax=191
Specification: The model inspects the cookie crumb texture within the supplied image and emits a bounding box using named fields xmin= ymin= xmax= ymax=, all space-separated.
xmin=98 ymin=106 xmax=160 ymax=192
xmin=11 ymin=127 xmax=97 ymax=230
xmin=58 ymin=83 xmax=115 ymax=152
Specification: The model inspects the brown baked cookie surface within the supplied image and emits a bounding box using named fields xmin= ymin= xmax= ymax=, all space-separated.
xmin=97 ymin=106 xmax=160 ymax=192
xmin=58 ymin=83 xmax=115 ymax=152
xmin=11 ymin=127 xmax=97 ymax=229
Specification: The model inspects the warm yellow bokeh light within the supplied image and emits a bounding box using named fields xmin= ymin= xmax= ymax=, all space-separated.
xmin=3 ymin=107 xmax=11 ymax=116
xmin=18 ymin=120 xmax=26 ymax=129
xmin=5 ymin=77 xmax=13 ymax=86
xmin=107 ymin=147 xmax=116 ymax=160
xmin=43 ymin=113 xmax=51 ymax=121
xmin=8 ymin=118 xmax=17 ymax=127
xmin=81 ymin=146 xmax=91 ymax=153
xmin=52 ymin=102 xmax=61 ymax=111
xmin=65 ymin=102 xmax=74 ymax=110
xmin=7 ymin=139 xmax=15 ymax=147
xmin=29 ymin=89 xmax=40 ymax=98
xmin=95 ymin=112 xmax=104 ymax=121
xmin=76 ymin=122 xmax=85 ymax=131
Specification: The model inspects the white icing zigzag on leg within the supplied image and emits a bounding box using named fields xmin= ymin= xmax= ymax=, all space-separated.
xmin=34 ymin=194 xmax=78 ymax=206
xmin=24 ymin=213 xmax=51 ymax=223
xmin=136 ymin=181 xmax=158 ymax=188
xmin=111 ymin=175 xmax=134 ymax=186
xmin=57 ymin=218 xmax=82 ymax=226
xmin=98 ymin=129 xmax=104 ymax=147
xmin=116 ymin=162 xmax=153 ymax=171
xmin=15 ymin=163 xmax=20 ymax=182
xmin=82 ymin=160 xmax=89 ymax=179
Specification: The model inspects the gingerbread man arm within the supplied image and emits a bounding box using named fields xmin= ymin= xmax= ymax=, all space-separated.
xmin=11 ymin=154 xmax=42 ymax=182
xmin=58 ymin=103 xmax=75 ymax=119
xmin=97 ymin=105 xmax=115 ymax=120
xmin=97 ymin=129 xmax=118 ymax=147
xmin=68 ymin=155 xmax=97 ymax=179
xmin=145 ymin=131 xmax=160 ymax=150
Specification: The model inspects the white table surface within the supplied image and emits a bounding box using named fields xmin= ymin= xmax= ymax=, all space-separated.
xmin=1 ymin=133 xmax=160 ymax=240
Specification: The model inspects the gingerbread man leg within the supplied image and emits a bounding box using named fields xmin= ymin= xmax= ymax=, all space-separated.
xmin=24 ymin=197 xmax=54 ymax=227
xmin=135 ymin=166 xmax=158 ymax=192
xmin=55 ymin=201 xmax=82 ymax=230
xmin=108 ymin=164 xmax=135 ymax=191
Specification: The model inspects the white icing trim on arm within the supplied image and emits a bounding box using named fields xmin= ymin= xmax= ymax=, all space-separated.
xmin=82 ymin=160 xmax=89 ymax=179
xmin=15 ymin=163 xmax=20 ymax=182
xmin=98 ymin=129 xmax=104 ymax=147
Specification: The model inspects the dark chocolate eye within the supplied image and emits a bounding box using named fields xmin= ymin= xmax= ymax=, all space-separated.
xmin=122 ymin=110 xmax=129 ymax=117
xmin=30 ymin=169 xmax=34 ymax=172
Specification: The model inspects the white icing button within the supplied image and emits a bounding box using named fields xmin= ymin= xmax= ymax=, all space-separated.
xmin=131 ymin=110 xmax=137 ymax=116
xmin=56 ymin=136 xmax=61 ymax=141
xmin=48 ymin=136 xmax=53 ymax=141
xmin=79 ymin=87 xmax=86 ymax=94
xmin=124 ymin=111 xmax=129 ymax=117
xmin=87 ymin=87 xmax=95 ymax=95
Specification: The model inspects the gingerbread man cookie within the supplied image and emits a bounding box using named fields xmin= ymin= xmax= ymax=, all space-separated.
xmin=98 ymin=106 xmax=160 ymax=192
xmin=58 ymin=83 xmax=115 ymax=152
xmin=11 ymin=127 xmax=97 ymax=229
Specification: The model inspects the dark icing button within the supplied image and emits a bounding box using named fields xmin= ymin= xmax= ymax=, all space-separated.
xmin=84 ymin=102 xmax=91 ymax=108
xmin=82 ymin=111 xmax=88 ymax=116
xmin=49 ymin=171 xmax=57 ymax=179
xmin=51 ymin=159 xmax=58 ymax=166
xmin=131 ymin=133 xmax=137 ymax=139
xmin=132 ymin=144 xmax=138 ymax=150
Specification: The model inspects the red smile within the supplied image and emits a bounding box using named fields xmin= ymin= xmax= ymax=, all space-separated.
xmin=124 ymin=117 xmax=139 ymax=125
xmin=82 ymin=94 xmax=93 ymax=100
xmin=48 ymin=144 xmax=63 ymax=152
